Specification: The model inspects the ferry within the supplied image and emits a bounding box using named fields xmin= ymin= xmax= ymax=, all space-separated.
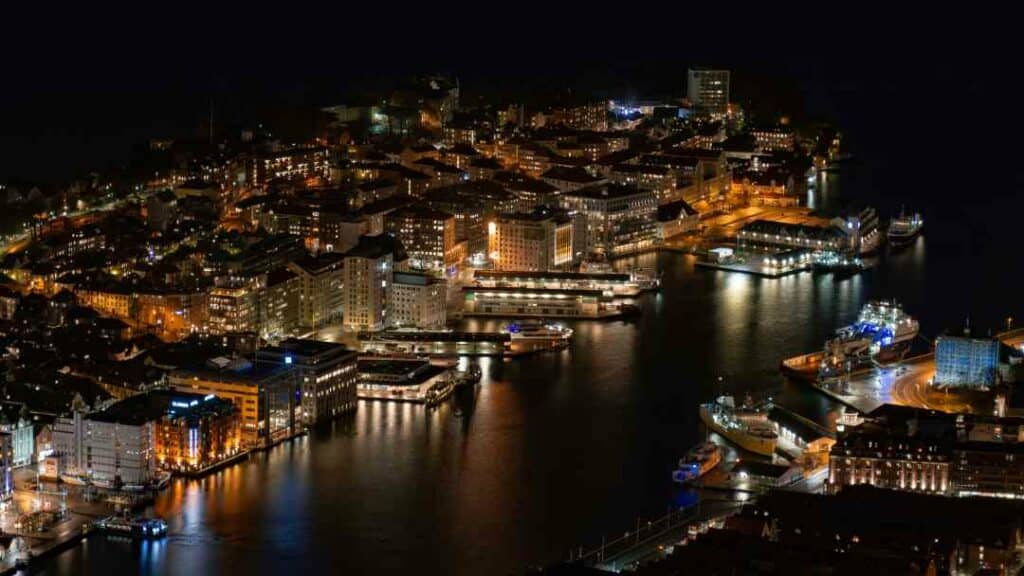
xmin=93 ymin=514 xmax=168 ymax=539
xmin=888 ymin=210 xmax=923 ymax=246
xmin=698 ymin=397 xmax=778 ymax=457
xmin=819 ymin=300 xmax=919 ymax=378
xmin=672 ymin=442 xmax=722 ymax=483
xmin=502 ymin=321 xmax=573 ymax=343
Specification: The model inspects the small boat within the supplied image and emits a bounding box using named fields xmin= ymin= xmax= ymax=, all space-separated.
xmin=672 ymin=442 xmax=722 ymax=483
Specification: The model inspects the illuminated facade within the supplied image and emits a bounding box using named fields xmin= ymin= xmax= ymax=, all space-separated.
xmin=342 ymin=235 xmax=397 ymax=332
xmin=257 ymin=339 xmax=359 ymax=425
xmin=462 ymin=286 xmax=617 ymax=319
xmin=384 ymin=205 xmax=456 ymax=272
xmin=559 ymin=183 xmax=657 ymax=256
xmin=934 ymin=336 xmax=1001 ymax=388
xmin=390 ymin=272 xmax=446 ymax=330
xmin=207 ymin=283 xmax=257 ymax=334
xmin=487 ymin=211 xmax=574 ymax=271
xmin=687 ymin=68 xmax=730 ymax=117
xmin=250 ymin=147 xmax=331 ymax=188
xmin=287 ymin=253 xmax=344 ymax=330
xmin=751 ymin=127 xmax=795 ymax=152
xmin=828 ymin=429 xmax=951 ymax=495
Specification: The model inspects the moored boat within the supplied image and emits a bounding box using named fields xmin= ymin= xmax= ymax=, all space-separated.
xmin=698 ymin=397 xmax=778 ymax=457
xmin=672 ymin=442 xmax=722 ymax=483
xmin=819 ymin=300 xmax=919 ymax=378
xmin=888 ymin=209 xmax=923 ymax=246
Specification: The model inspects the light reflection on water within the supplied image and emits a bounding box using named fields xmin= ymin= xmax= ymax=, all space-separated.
xmin=43 ymin=234 xmax=978 ymax=576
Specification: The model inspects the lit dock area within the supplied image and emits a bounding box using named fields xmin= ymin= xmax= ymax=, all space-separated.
xmin=473 ymin=269 xmax=658 ymax=297
xmin=356 ymin=357 xmax=455 ymax=405
xmin=695 ymin=251 xmax=812 ymax=278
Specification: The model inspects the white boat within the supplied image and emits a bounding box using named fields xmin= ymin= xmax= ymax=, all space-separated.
xmin=672 ymin=442 xmax=722 ymax=483
xmin=819 ymin=300 xmax=919 ymax=377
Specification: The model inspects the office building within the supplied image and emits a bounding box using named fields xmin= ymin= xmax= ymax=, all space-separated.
xmin=287 ymin=253 xmax=344 ymax=330
xmin=488 ymin=210 xmax=574 ymax=271
xmin=342 ymin=234 xmax=403 ymax=332
xmin=687 ymin=68 xmax=730 ymax=116
xmin=559 ymin=183 xmax=657 ymax=256
xmin=384 ymin=204 xmax=457 ymax=272
xmin=257 ymin=339 xmax=359 ymax=425
xmin=391 ymin=271 xmax=447 ymax=330
xmin=207 ymin=283 xmax=258 ymax=334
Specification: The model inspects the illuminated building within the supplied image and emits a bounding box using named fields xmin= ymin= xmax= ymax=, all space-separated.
xmin=442 ymin=122 xmax=477 ymax=146
xmin=257 ymin=268 xmax=300 ymax=339
xmin=492 ymin=170 xmax=561 ymax=207
xmin=384 ymin=204 xmax=457 ymax=272
xmin=207 ymin=283 xmax=257 ymax=334
xmin=0 ymin=285 xmax=19 ymax=320
xmin=319 ymin=212 xmax=369 ymax=254
xmin=687 ymin=68 xmax=730 ymax=117
xmin=424 ymin=180 xmax=528 ymax=254
xmin=732 ymin=170 xmax=797 ymax=207
xmin=342 ymin=234 xmax=402 ymax=332
xmin=474 ymin=269 xmax=657 ymax=297
xmin=656 ymin=200 xmax=700 ymax=238
xmin=488 ymin=210 xmax=574 ymax=271
xmin=737 ymin=219 xmax=849 ymax=252
xmin=935 ymin=336 xmax=1001 ymax=388
xmin=356 ymin=358 xmax=453 ymax=403
xmin=389 ymin=272 xmax=447 ymax=330
xmin=54 ymin=390 xmax=241 ymax=484
xmin=751 ymin=126 xmax=795 ymax=152
xmin=287 ymin=253 xmax=344 ymax=330
xmin=249 ymin=147 xmax=331 ymax=188
xmin=462 ymin=286 xmax=618 ymax=319
xmin=827 ymin=408 xmax=953 ymax=495
xmin=609 ymin=164 xmax=673 ymax=200
xmin=170 ymin=358 xmax=297 ymax=447
xmin=559 ymin=183 xmax=657 ymax=256
xmin=257 ymin=339 xmax=359 ymax=424
xmin=49 ymin=226 xmax=105 ymax=260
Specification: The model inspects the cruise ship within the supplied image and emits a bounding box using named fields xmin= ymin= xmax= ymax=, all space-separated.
xmin=672 ymin=442 xmax=722 ymax=483
xmin=819 ymin=300 xmax=919 ymax=378
xmin=698 ymin=397 xmax=778 ymax=457
xmin=888 ymin=210 xmax=923 ymax=246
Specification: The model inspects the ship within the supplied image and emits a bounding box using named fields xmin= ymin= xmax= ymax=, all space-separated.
xmin=698 ymin=397 xmax=778 ymax=457
xmin=93 ymin=514 xmax=168 ymax=539
xmin=672 ymin=442 xmax=722 ymax=483
xmin=819 ymin=300 xmax=919 ymax=378
xmin=502 ymin=321 xmax=573 ymax=343
xmin=888 ymin=209 xmax=923 ymax=246
xmin=453 ymin=365 xmax=482 ymax=387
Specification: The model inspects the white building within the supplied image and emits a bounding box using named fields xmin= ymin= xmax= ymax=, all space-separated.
xmin=391 ymin=272 xmax=447 ymax=329
xmin=488 ymin=210 xmax=574 ymax=272
xmin=342 ymin=234 xmax=401 ymax=332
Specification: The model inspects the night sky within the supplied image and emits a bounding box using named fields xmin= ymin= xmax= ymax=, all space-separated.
xmin=1 ymin=9 xmax=1017 ymax=188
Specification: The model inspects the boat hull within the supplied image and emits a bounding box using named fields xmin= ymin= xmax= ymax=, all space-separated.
xmin=699 ymin=406 xmax=777 ymax=457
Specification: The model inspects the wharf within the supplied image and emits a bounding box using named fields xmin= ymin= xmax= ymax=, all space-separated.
xmin=780 ymin=328 xmax=1024 ymax=415
xmin=695 ymin=258 xmax=810 ymax=278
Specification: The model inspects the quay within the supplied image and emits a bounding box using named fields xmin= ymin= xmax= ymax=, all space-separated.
xmin=780 ymin=327 xmax=1024 ymax=414
xmin=695 ymin=256 xmax=810 ymax=278
xmin=357 ymin=329 xmax=569 ymax=357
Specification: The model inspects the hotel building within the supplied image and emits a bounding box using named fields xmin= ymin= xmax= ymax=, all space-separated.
xmin=559 ymin=183 xmax=657 ymax=256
